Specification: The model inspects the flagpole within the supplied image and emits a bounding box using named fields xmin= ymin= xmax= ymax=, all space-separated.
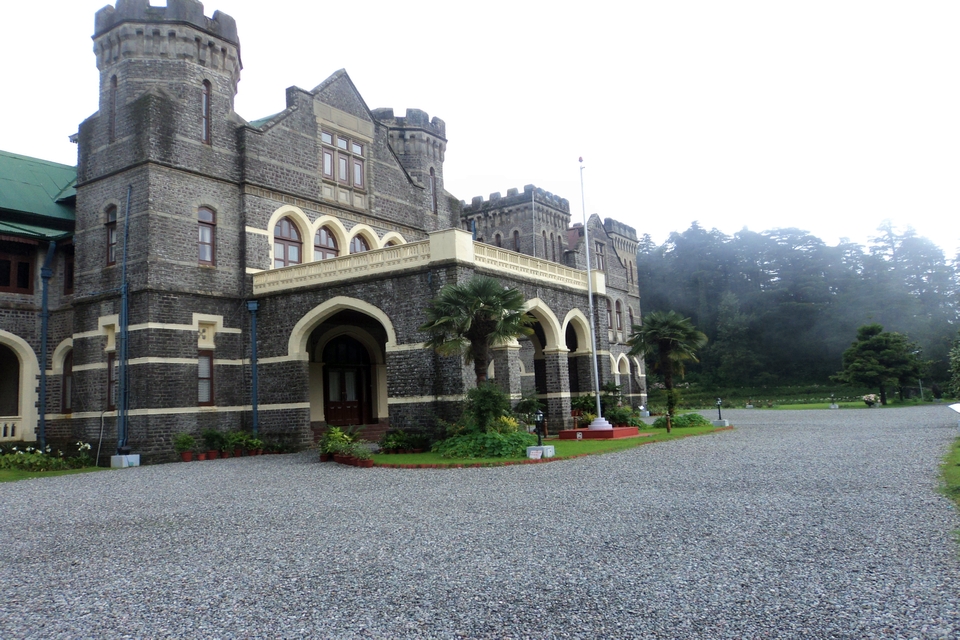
xmin=579 ymin=158 xmax=611 ymax=429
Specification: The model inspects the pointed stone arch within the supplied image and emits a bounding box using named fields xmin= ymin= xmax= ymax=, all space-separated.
xmin=380 ymin=231 xmax=407 ymax=247
xmin=521 ymin=298 xmax=562 ymax=351
xmin=288 ymin=296 xmax=397 ymax=360
xmin=310 ymin=215 xmax=349 ymax=256
xmin=0 ymin=330 xmax=39 ymax=441
xmin=562 ymin=308 xmax=591 ymax=355
xmin=346 ymin=224 xmax=378 ymax=252
xmin=267 ymin=205 xmax=311 ymax=268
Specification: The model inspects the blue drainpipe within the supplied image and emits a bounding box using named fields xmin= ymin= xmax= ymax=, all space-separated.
xmin=38 ymin=240 xmax=57 ymax=449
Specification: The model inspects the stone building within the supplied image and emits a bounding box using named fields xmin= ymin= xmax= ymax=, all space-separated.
xmin=0 ymin=0 xmax=645 ymax=462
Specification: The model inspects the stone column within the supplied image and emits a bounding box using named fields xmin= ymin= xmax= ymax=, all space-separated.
xmin=490 ymin=344 xmax=522 ymax=400
xmin=541 ymin=348 xmax=572 ymax=431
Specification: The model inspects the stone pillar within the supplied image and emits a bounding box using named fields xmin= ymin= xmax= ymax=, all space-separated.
xmin=491 ymin=344 xmax=522 ymax=400
xmin=542 ymin=348 xmax=572 ymax=431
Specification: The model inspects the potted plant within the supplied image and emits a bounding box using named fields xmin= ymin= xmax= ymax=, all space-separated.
xmin=227 ymin=431 xmax=247 ymax=457
xmin=319 ymin=426 xmax=352 ymax=461
xmin=201 ymin=429 xmax=224 ymax=459
xmin=247 ymin=437 xmax=264 ymax=455
xmin=349 ymin=441 xmax=373 ymax=467
xmin=173 ymin=433 xmax=196 ymax=462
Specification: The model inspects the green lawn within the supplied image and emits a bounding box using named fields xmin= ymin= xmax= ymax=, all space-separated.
xmin=940 ymin=437 xmax=960 ymax=508
xmin=371 ymin=425 xmax=726 ymax=467
xmin=0 ymin=466 xmax=108 ymax=483
xmin=763 ymin=401 xmax=867 ymax=410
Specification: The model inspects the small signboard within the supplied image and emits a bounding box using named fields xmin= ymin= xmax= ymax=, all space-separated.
xmin=576 ymin=431 xmax=583 ymax=440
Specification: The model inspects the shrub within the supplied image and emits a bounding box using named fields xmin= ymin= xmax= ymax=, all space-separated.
xmin=604 ymin=406 xmax=634 ymax=426
xmin=651 ymin=413 xmax=712 ymax=429
xmin=463 ymin=383 xmax=511 ymax=433
xmin=173 ymin=433 xmax=196 ymax=453
xmin=201 ymin=429 xmax=225 ymax=451
xmin=0 ymin=442 xmax=94 ymax=471
xmin=432 ymin=431 xmax=536 ymax=459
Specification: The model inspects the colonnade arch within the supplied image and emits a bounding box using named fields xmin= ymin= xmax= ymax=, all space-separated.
xmin=0 ymin=330 xmax=38 ymax=441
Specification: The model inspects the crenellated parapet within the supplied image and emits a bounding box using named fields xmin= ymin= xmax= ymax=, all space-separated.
xmin=461 ymin=184 xmax=569 ymax=215
xmin=603 ymin=218 xmax=638 ymax=242
xmin=93 ymin=0 xmax=241 ymax=93
xmin=373 ymin=107 xmax=446 ymax=191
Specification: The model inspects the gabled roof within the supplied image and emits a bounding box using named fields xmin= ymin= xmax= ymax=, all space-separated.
xmin=0 ymin=150 xmax=76 ymax=221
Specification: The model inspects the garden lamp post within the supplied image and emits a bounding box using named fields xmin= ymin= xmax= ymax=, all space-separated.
xmin=535 ymin=410 xmax=544 ymax=447
xmin=716 ymin=398 xmax=723 ymax=421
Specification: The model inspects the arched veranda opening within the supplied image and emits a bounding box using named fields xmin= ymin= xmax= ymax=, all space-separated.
xmin=306 ymin=310 xmax=388 ymax=434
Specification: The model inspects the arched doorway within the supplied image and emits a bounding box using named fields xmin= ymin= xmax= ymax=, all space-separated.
xmin=322 ymin=335 xmax=372 ymax=426
xmin=303 ymin=306 xmax=388 ymax=430
xmin=0 ymin=343 xmax=20 ymax=418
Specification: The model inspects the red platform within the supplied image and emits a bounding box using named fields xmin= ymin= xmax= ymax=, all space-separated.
xmin=558 ymin=427 xmax=649 ymax=440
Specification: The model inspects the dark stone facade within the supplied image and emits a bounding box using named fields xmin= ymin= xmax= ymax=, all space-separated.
xmin=0 ymin=0 xmax=646 ymax=463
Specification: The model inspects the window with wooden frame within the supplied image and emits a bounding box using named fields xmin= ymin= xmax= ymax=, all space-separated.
xmin=595 ymin=242 xmax=605 ymax=270
xmin=62 ymin=350 xmax=73 ymax=413
xmin=274 ymin=217 xmax=302 ymax=267
xmin=606 ymin=300 xmax=613 ymax=330
xmin=198 ymin=207 xmax=215 ymax=265
xmin=107 ymin=352 xmax=117 ymax=410
xmin=314 ymin=226 xmax=339 ymax=260
xmin=616 ymin=300 xmax=623 ymax=331
xmin=106 ymin=205 xmax=118 ymax=266
xmin=321 ymin=130 xmax=365 ymax=189
xmin=349 ymin=235 xmax=370 ymax=254
xmin=201 ymin=80 xmax=212 ymax=144
xmin=0 ymin=240 xmax=34 ymax=294
xmin=198 ymin=350 xmax=214 ymax=406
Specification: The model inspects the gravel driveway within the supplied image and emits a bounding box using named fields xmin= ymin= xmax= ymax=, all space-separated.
xmin=2 ymin=406 xmax=959 ymax=639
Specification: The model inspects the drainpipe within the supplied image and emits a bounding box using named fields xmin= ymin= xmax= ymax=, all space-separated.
xmin=38 ymin=240 xmax=57 ymax=449
xmin=247 ymin=300 xmax=259 ymax=434
xmin=117 ymin=186 xmax=132 ymax=454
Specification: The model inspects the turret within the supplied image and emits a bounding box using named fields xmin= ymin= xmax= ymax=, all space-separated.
xmin=372 ymin=108 xmax=447 ymax=214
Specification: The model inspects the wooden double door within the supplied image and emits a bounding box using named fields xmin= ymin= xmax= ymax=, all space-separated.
xmin=323 ymin=336 xmax=373 ymax=426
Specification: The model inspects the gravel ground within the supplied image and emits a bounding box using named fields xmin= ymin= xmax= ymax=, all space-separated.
xmin=2 ymin=406 xmax=960 ymax=639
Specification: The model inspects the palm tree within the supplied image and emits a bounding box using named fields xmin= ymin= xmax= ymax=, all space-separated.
xmin=628 ymin=310 xmax=707 ymax=430
xmin=419 ymin=276 xmax=534 ymax=385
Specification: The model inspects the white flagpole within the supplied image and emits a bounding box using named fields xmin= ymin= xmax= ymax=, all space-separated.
xmin=579 ymin=158 xmax=610 ymax=429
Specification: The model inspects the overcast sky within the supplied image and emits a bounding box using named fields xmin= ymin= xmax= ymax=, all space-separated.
xmin=3 ymin=0 xmax=957 ymax=258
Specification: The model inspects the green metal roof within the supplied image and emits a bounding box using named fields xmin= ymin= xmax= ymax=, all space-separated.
xmin=0 ymin=150 xmax=77 ymax=222
xmin=0 ymin=220 xmax=72 ymax=242
xmin=247 ymin=112 xmax=281 ymax=129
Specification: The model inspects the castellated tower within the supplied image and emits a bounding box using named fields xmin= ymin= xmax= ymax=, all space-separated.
xmin=71 ymin=0 xmax=248 ymax=459
xmin=460 ymin=186 xmax=572 ymax=264
xmin=372 ymin=108 xmax=448 ymax=217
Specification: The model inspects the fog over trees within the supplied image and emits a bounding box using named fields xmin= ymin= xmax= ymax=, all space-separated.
xmin=635 ymin=222 xmax=958 ymax=389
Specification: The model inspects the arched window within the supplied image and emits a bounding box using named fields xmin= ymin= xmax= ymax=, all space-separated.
xmin=606 ymin=300 xmax=613 ymax=329
xmin=349 ymin=235 xmax=370 ymax=254
xmin=495 ymin=233 xmax=502 ymax=248
xmin=201 ymin=80 xmax=212 ymax=144
xmin=314 ymin=226 xmax=339 ymax=260
xmin=62 ymin=350 xmax=73 ymax=413
xmin=198 ymin=207 xmax=215 ymax=265
xmin=430 ymin=167 xmax=438 ymax=214
xmin=551 ymin=233 xmax=556 ymax=261
xmin=106 ymin=205 xmax=118 ymax=266
xmin=616 ymin=300 xmax=623 ymax=331
xmin=542 ymin=231 xmax=548 ymax=258
xmin=628 ymin=307 xmax=635 ymax=330
xmin=558 ymin=236 xmax=564 ymax=261
xmin=274 ymin=217 xmax=302 ymax=268
xmin=513 ymin=230 xmax=520 ymax=251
